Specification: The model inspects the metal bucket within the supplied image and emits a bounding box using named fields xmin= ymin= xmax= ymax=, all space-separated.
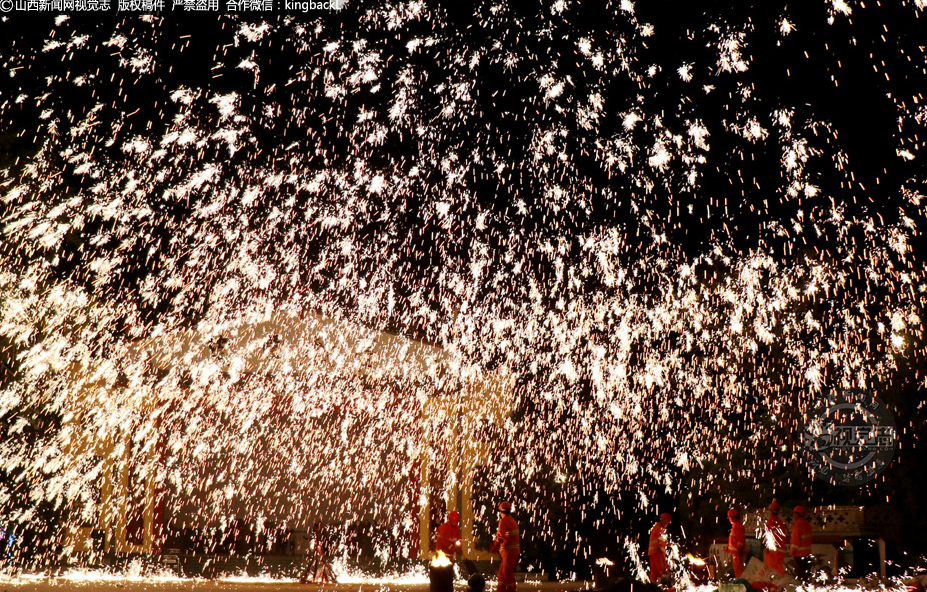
xmin=430 ymin=563 xmax=455 ymax=592
xmin=593 ymin=562 xmax=617 ymax=589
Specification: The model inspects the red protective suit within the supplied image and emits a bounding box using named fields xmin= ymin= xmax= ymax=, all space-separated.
xmin=728 ymin=519 xmax=746 ymax=578
xmin=494 ymin=513 xmax=520 ymax=592
xmin=791 ymin=515 xmax=813 ymax=581
xmin=764 ymin=514 xmax=788 ymax=573
xmin=435 ymin=521 xmax=462 ymax=556
xmin=790 ymin=517 xmax=812 ymax=557
xmin=648 ymin=522 xmax=668 ymax=582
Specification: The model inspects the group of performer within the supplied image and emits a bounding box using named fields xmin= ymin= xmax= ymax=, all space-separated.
xmin=435 ymin=499 xmax=814 ymax=590
xmin=434 ymin=501 xmax=519 ymax=592
xmin=649 ymin=501 xmax=815 ymax=584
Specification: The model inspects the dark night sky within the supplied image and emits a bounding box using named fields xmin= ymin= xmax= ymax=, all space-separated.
xmin=3 ymin=3 xmax=924 ymax=263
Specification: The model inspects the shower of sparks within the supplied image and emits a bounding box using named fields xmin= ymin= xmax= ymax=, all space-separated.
xmin=0 ymin=0 xmax=926 ymax=574
xmin=0 ymin=561 xmax=432 ymax=585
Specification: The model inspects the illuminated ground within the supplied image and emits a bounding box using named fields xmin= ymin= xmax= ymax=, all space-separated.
xmin=0 ymin=578 xmax=918 ymax=592
xmin=0 ymin=576 xmax=591 ymax=592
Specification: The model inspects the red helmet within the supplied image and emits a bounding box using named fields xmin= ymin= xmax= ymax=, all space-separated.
xmin=660 ymin=512 xmax=672 ymax=523
xmin=727 ymin=508 xmax=740 ymax=519
xmin=793 ymin=505 xmax=806 ymax=515
xmin=448 ymin=511 xmax=461 ymax=524
xmin=498 ymin=501 xmax=513 ymax=513
xmin=769 ymin=501 xmax=781 ymax=511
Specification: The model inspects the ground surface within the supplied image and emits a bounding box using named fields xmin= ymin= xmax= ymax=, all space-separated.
xmin=0 ymin=578 xmax=590 ymax=592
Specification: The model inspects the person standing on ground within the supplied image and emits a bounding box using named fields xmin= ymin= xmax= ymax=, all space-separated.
xmin=299 ymin=523 xmax=336 ymax=584
xmin=435 ymin=510 xmax=462 ymax=559
xmin=490 ymin=501 xmax=520 ymax=592
xmin=790 ymin=506 xmax=813 ymax=581
xmin=727 ymin=508 xmax=746 ymax=578
xmin=648 ymin=512 xmax=672 ymax=583
xmin=764 ymin=501 xmax=788 ymax=574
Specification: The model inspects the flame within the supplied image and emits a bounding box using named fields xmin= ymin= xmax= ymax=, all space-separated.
xmin=686 ymin=554 xmax=707 ymax=566
xmin=432 ymin=551 xmax=452 ymax=568
xmin=596 ymin=558 xmax=615 ymax=566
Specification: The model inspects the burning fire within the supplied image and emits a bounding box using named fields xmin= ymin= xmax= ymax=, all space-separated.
xmin=432 ymin=551 xmax=452 ymax=568
xmin=596 ymin=558 xmax=615 ymax=566
xmin=686 ymin=554 xmax=707 ymax=566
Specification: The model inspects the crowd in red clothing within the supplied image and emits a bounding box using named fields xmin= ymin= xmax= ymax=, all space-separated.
xmin=433 ymin=499 xmax=814 ymax=591
xmin=648 ymin=502 xmax=815 ymax=586
xmin=432 ymin=501 xmax=519 ymax=592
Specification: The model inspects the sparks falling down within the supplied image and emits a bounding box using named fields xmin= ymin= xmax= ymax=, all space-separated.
xmin=0 ymin=0 xmax=925 ymax=580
